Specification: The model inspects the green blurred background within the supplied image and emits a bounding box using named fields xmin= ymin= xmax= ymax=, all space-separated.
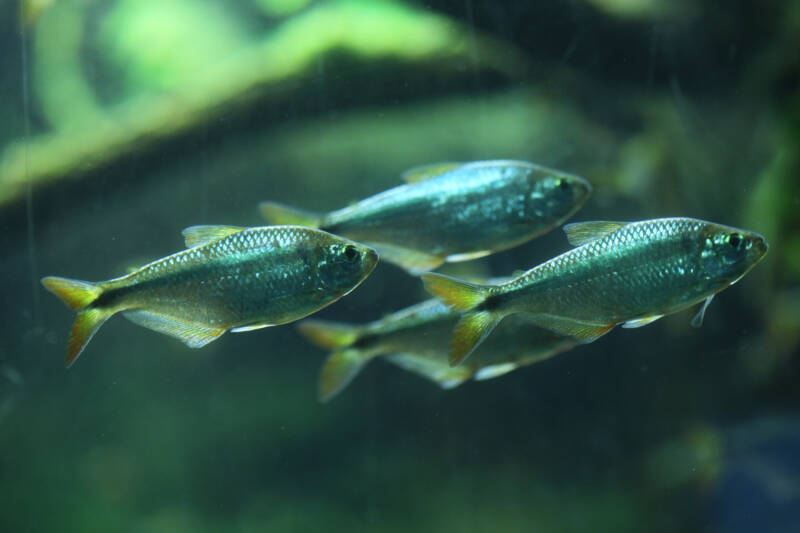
xmin=1 ymin=0 xmax=799 ymax=531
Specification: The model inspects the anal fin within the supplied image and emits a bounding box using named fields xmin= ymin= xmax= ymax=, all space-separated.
xmin=528 ymin=314 xmax=614 ymax=344
xmin=122 ymin=310 xmax=225 ymax=348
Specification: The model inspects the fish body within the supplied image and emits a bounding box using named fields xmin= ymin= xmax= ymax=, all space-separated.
xmin=261 ymin=160 xmax=591 ymax=274
xmin=42 ymin=225 xmax=378 ymax=367
xmin=422 ymin=218 xmax=769 ymax=365
xmin=297 ymin=298 xmax=577 ymax=402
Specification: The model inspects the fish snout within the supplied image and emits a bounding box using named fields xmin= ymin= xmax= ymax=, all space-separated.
xmin=362 ymin=246 xmax=379 ymax=272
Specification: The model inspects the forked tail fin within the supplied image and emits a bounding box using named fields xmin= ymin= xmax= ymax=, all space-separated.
xmin=41 ymin=276 xmax=112 ymax=367
xmin=421 ymin=273 xmax=502 ymax=366
xmin=296 ymin=320 xmax=371 ymax=402
xmin=258 ymin=202 xmax=324 ymax=228
xmin=317 ymin=349 xmax=373 ymax=403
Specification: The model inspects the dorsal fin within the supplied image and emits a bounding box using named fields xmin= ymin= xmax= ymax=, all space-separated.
xmin=182 ymin=225 xmax=245 ymax=248
xmin=563 ymin=221 xmax=627 ymax=247
xmin=401 ymin=162 xmax=463 ymax=183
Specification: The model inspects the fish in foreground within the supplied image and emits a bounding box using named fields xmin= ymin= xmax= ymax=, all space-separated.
xmin=260 ymin=160 xmax=591 ymax=274
xmin=42 ymin=225 xmax=378 ymax=367
xmin=422 ymin=217 xmax=769 ymax=366
xmin=297 ymin=298 xmax=577 ymax=402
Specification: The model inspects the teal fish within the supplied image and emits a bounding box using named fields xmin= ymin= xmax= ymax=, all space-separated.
xmin=42 ymin=225 xmax=378 ymax=367
xmin=297 ymin=298 xmax=577 ymax=402
xmin=422 ymin=218 xmax=768 ymax=365
xmin=260 ymin=160 xmax=591 ymax=274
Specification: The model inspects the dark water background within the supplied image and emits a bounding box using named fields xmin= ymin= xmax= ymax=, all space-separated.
xmin=1 ymin=1 xmax=799 ymax=531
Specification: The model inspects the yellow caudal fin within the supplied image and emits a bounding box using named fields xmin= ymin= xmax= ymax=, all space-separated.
xmin=66 ymin=309 xmax=112 ymax=367
xmin=41 ymin=276 xmax=112 ymax=367
xmin=449 ymin=311 xmax=502 ymax=366
xmin=41 ymin=276 xmax=102 ymax=311
xmin=297 ymin=320 xmax=361 ymax=350
xmin=420 ymin=273 xmax=489 ymax=312
xmin=318 ymin=349 xmax=372 ymax=403
xmin=258 ymin=202 xmax=324 ymax=228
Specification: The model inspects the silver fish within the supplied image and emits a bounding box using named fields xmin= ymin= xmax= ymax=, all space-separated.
xmin=297 ymin=298 xmax=577 ymax=402
xmin=423 ymin=217 xmax=768 ymax=365
xmin=42 ymin=225 xmax=378 ymax=366
xmin=260 ymin=160 xmax=591 ymax=274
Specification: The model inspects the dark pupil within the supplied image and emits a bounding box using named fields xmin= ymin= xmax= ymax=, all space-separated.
xmin=728 ymin=233 xmax=742 ymax=248
xmin=343 ymin=245 xmax=359 ymax=261
xmin=557 ymin=178 xmax=569 ymax=190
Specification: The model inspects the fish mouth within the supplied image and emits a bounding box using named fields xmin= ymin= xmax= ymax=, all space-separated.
xmin=570 ymin=175 xmax=593 ymax=200
xmin=753 ymin=234 xmax=769 ymax=257
xmin=362 ymin=246 xmax=379 ymax=272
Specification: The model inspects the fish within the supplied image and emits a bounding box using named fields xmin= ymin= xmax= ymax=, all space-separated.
xmin=41 ymin=225 xmax=378 ymax=367
xmin=421 ymin=217 xmax=769 ymax=366
xmin=297 ymin=298 xmax=577 ymax=402
xmin=260 ymin=160 xmax=592 ymax=274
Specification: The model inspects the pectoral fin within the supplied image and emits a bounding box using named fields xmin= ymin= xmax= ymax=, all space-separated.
xmin=563 ymin=221 xmax=627 ymax=247
xmin=122 ymin=310 xmax=225 ymax=347
xmin=622 ymin=315 xmax=664 ymax=328
xmin=690 ymin=295 xmax=715 ymax=328
xmin=372 ymin=243 xmax=444 ymax=275
xmin=182 ymin=225 xmax=245 ymax=248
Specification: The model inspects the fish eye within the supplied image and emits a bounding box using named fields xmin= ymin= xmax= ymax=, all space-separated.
xmin=727 ymin=233 xmax=743 ymax=249
xmin=342 ymin=244 xmax=359 ymax=262
xmin=555 ymin=178 xmax=570 ymax=190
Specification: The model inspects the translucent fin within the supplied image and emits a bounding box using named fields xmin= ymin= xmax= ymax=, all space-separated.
xmin=528 ymin=314 xmax=614 ymax=344
xmin=449 ymin=311 xmax=503 ymax=366
xmin=41 ymin=276 xmax=102 ymax=311
xmin=473 ymin=362 xmax=517 ymax=381
xmin=297 ymin=320 xmax=360 ymax=349
xmin=318 ymin=349 xmax=371 ymax=403
xmin=401 ymin=162 xmax=463 ymax=183
xmin=446 ymin=250 xmax=493 ymax=263
xmin=421 ymin=273 xmax=489 ymax=311
xmin=384 ymin=353 xmax=470 ymax=389
xmin=66 ymin=308 xmax=113 ymax=368
xmin=372 ymin=243 xmax=444 ymax=275
xmin=622 ymin=315 xmax=664 ymax=328
xmin=182 ymin=225 xmax=244 ymax=248
xmin=230 ymin=323 xmax=273 ymax=332
xmin=258 ymin=202 xmax=324 ymax=228
xmin=122 ymin=310 xmax=225 ymax=348
xmin=563 ymin=221 xmax=627 ymax=247
xmin=691 ymin=295 xmax=715 ymax=328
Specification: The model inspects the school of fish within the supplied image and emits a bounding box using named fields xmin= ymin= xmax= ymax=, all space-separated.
xmin=43 ymin=160 xmax=769 ymax=401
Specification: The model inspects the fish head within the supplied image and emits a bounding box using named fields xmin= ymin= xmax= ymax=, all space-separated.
xmin=525 ymin=170 xmax=592 ymax=223
xmin=316 ymin=239 xmax=378 ymax=295
xmin=698 ymin=223 xmax=768 ymax=285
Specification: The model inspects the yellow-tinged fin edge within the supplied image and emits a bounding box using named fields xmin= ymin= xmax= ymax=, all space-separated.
xmin=182 ymin=225 xmax=245 ymax=248
xmin=449 ymin=311 xmax=503 ymax=366
xmin=421 ymin=273 xmax=489 ymax=311
xmin=41 ymin=276 xmax=102 ymax=311
xmin=373 ymin=243 xmax=444 ymax=275
xmin=563 ymin=221 xmax=627 ymax=247
xmin=66 ymin=308 xmax=113 ymax=368
xmin=258 ymin=202 xmax=324 ymax=228
xmin=41 ymin=276 xmax=112 ymax=367
xmin=401 ymin=162 xmax=464 ymax=183
xmin=297 ymin=320 xmax=361 ymax=350
xmin=318 ymin=349 xmax=371 ymax=403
